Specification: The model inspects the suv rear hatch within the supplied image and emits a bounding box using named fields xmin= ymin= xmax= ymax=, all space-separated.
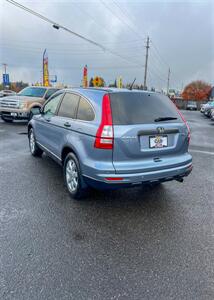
xmin=109 ymin=91 xmax=190 ymax=174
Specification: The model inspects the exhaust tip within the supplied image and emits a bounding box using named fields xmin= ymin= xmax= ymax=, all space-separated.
xmin=176 ymin=177 xmax=184 ymax=183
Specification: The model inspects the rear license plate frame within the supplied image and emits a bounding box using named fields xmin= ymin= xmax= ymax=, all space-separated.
xmin=149 ymin=135 xmax=168 ymax=148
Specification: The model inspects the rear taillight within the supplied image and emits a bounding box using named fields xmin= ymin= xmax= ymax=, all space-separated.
xmin=94 ymin=94 xmax=114 ymax=149
xmin=174 ymin=105 xmax=191 ymax=144
xmin=105 ymin=177 xmax=123 ymax=181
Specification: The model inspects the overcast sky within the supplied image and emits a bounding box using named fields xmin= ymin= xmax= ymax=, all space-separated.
xmin=0 ymin=0 xmax=214 ymax=90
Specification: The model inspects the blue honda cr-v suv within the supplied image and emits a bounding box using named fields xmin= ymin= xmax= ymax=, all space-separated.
xmin=28 ymin=88 xmax=192 ymax=199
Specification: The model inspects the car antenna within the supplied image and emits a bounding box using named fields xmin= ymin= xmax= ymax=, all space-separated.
xmin=129 ymin=78 xmax=136 ymax=90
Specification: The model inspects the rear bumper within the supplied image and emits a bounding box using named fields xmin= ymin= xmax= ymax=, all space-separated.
xmin=83 ymin=161 xmax=193 ymax=190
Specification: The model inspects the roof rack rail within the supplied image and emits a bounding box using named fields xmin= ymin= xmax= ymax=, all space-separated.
xmin=81 ymin=87 xmax=114 ymax=92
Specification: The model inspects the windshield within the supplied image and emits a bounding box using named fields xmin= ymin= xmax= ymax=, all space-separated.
xmin=110 ymin=92 xmax=182 ymax=125
xmin=18 ymin=87 xmax=47 ymax=98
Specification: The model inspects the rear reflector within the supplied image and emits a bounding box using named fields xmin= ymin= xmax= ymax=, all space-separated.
xmin=94 ymin=94 xmax=114 ymax=149
xmin=105 ymin=177 xmax=123 ymax=181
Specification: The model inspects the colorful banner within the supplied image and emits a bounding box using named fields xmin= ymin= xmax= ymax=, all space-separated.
xmin=83 ymin=65 xmax=88 ymax=88
xmin=43 ymin=49 xmax=49 ymax=87
xmin=117 ymin=76 xmax=122 ymax=88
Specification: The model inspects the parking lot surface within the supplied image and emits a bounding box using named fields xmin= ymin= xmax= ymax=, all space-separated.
xmin=0 ymin=111 xmax=214 ymax=300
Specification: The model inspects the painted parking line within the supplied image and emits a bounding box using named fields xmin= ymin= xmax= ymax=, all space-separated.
xmin=190 ymin=149 xmax=214 ymax=156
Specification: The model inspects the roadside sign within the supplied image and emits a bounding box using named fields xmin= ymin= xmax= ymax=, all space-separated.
xmin=3 ymin=73 xmax=10 ymax=85
xmin=50 ymin=75 xmax=57 ymax=83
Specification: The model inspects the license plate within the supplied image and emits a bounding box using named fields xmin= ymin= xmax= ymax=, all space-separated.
xmin=149 ymin=135 xmax=168 ymax=148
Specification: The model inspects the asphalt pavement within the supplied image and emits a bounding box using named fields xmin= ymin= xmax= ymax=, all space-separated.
xmin=0 ymin=111 xmax=214 ymax=300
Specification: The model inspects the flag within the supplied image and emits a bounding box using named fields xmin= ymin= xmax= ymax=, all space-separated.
xmin=43 ymin=49 xmax=49 ymax=87
xmin=83 ymin=65 xmax=88 ymax=88
xmin=117 ymin=76 xmax=122 ymax=88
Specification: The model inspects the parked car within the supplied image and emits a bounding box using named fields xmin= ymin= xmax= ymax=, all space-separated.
xmin=200 ymin=101 xmax=213 ymax=113
xmin=204 ymin=102 xmax=214 ymax=117
xmin=0 ymin=86 xmax=60 ymax=122
xmin=28 ymin=88 xmax=193 ymax=199
xmin=211 ymin=109 xmax=214 ymax=121
xmin=186 ymin=101 xmax=197 ymax=111
xmin=0 ymin=90 xmax=16 ymax=98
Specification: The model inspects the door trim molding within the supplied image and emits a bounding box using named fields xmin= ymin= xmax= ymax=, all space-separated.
xmin=37 ymin=141 xmax=62 ymax=161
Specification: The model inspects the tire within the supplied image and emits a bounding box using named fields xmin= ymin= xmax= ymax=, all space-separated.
xmin=28 ymin=111 xmax=33 ymax=121
xmin=63 ymin=152 xmax=88 ymax=200
xmin=150 ymin=182 xmax=162 ymax=187
xmin=1 ymin=116 xmax=13 ymax=123
xmin=28 ymin=128 xmax=43 ymax=157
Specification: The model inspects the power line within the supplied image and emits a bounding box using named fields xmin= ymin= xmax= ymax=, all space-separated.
xmin=150 ymin=40 xmax=177 ymax=84
xmin=6 ymin=62 xmax=143 ymax=71
xmin=149 ymin=54 xmax=169 ymax=82
xmin=99 ymin=1 xmax=171 ymax=88
xmin=148 ymin=68 xmax=167 ymax=83
xmin=111 ymin=0 xmax=146 ymax=41
xmin=150 ymin=40 xmax=169 ymax=68
xmin=1 ymin=38 xmax=145 ymax=47
xmin=5 ymin=0 xmax=105 ymax=49
xmin=1 ymin=43 xmax=146 ymax=54
xmin=1 ymin=44 xmax=144 ymax=67
xmin=5 ymin=0 xmax=143 ymax=67
xmin=149 ymin=51 xmax=168 ymax=77
xmin=74 ymin=2 xmax=122 ymax=40
xmin=101 ymin=0 xmax=173 ymax=86
xmin=100 ymin=0 xmax=145 ymax=42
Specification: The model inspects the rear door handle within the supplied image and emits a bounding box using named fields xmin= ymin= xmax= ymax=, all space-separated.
xmin=64 ymin=122 xmax=71 ymax=128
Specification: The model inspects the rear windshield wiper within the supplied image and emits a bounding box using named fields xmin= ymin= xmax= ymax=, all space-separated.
xmin=154 ymin=117 xmax=178 ymax=122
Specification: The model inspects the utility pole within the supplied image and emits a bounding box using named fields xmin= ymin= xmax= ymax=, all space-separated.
xmin=2 ymin=63 xmax=7 ymax=75
xmin=143 ymin=36 xmax=150 ymax=90
xmin=167 ymin=67 xmax=170 ymax=95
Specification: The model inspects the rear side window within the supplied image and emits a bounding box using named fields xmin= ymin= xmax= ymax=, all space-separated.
xmin=45 ymin=88 xmax=59 ymax=100
xmin=110 ymin=92 xmax=182 ymax=125
xmin=77 ymin=97 xmax=95 ymax=121
xmin=58 ymin=93 xmax=80 ymax=119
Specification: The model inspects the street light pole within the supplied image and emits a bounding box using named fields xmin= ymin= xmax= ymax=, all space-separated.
xmin=3 ymin=63 xmax=7 ymax=75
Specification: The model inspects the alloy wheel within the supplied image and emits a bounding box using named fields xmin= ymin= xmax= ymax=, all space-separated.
xmin=66 ymin=159 xmax=78 ymax=193
xmin=30 ymin=131 xmax=35 ymax=154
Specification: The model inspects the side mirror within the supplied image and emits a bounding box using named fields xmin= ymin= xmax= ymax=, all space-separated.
xmin=31 ymin=107 xmax=41 ymax=115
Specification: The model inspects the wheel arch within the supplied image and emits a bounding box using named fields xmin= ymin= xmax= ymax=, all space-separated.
xmin=28 ymin=102 xmax=43 ymax=110
xmin=27 ymin=123 xmax=33 ymax=136
xmin=61 ymin=145 xmax=79 ymax=165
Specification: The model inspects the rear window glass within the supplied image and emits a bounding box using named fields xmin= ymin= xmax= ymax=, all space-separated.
xmin=110 ymin=92 xmax=182 ymax=125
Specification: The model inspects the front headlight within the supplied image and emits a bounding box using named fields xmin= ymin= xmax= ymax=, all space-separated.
xmin=19 ymin=102 xmax=28 ymax=109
